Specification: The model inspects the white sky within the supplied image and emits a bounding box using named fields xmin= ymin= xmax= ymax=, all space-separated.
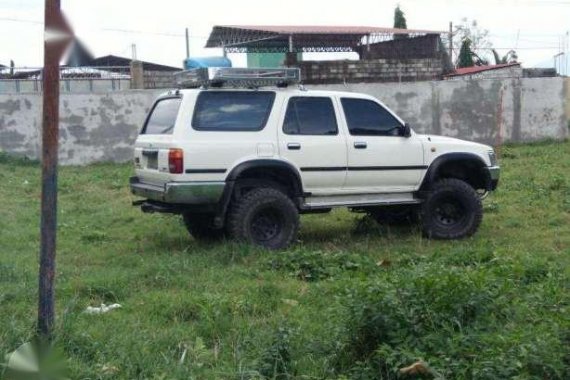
xmin=1 ymin=0 xmax=569 ymax=71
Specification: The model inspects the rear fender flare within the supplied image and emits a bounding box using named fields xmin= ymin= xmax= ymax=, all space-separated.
xmin=213 ymin=159 xmax=303 ymax=228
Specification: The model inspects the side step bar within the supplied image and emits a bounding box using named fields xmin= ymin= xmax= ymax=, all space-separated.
xmin=302 ymin=192 xmax=421 ymax=209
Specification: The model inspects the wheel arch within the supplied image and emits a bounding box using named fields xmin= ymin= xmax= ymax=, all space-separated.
xmin=420 ymin=152 xmax=491 ymax=191
xmin=213 ymin=159 xmax=304 ymax=228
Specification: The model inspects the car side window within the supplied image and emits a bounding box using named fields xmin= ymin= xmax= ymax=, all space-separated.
xmin=341 ymin=98 xmax=403 ymax=136
xmin=283 ymin=97 xmax=338 ymax=135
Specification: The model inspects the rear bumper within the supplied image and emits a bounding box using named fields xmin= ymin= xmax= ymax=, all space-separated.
xmin=485 ymin=166 xmax=500 ymax=191
xmin=129 ymin=176 xmax=225 ymax=204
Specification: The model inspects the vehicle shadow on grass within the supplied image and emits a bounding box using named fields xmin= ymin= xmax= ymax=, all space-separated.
xmin=135 ymin=214 xmax=422 ymax=260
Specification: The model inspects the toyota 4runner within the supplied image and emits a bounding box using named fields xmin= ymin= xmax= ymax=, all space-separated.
xmin=130 ymin=68 xmax=500 ymax=249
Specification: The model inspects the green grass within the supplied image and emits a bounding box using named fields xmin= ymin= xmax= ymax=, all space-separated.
xmin=0 ymin=141 xmax=569 ymax=379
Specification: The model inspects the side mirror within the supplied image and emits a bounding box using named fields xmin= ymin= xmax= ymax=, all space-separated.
xmin=401 ymin=123 xmax=412 ymax=138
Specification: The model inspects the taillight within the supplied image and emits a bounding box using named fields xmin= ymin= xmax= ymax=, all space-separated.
xmin=168 ymin=148 xmax=184 ymax=174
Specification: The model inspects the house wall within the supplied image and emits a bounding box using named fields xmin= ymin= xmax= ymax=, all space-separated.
xmin=299 ymin=58 xmax=445 ymax=84
xmin=0 ymin=77 xmax=567 ymax=165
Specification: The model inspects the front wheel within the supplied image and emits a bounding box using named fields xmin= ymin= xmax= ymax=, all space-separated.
xmin=421 ymin=178 xmax=483 ymax=239
xmin=227 ymin=187 xmax=299 ymax=250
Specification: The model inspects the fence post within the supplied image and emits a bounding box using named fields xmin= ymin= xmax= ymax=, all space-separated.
xmin=130 ymin=60 xmax=144 ymax=89
xmin=38 ymin=0 xmax=73 ymax=340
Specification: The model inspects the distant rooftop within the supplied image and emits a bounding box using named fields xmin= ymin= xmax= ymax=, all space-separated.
xmin=206 ymin=25 xmax=446 ymax=53
xmin=87 ymin=55 xmax=181 ymax=72
xmin=446 ymin=63 xmax=521 ymax=78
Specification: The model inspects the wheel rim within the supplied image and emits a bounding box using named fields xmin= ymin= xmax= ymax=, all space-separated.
xmin=434 ymin=197 xmax=466 ymax=227
xmin=250 ymin=207 xmax=283 ymax=243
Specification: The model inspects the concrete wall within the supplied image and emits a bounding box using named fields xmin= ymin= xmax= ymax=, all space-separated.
xmin=310 ymin=77 xmax=568 ymax=146
xmin=299 ymin=58 xmax=444 ymax=84
xmin=0 ymin=77 xmax=567 ymax=165
xmin=0 ymin=90 xmax=162 ymax=165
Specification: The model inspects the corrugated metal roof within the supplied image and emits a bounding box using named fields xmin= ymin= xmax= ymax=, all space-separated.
xmin=447 ymin=63 xmax=521 ymax=77
xmin=205 ymin=25 xmax=446 ymax=52
xmin=221 ymin=25 xmax=445 ymax=35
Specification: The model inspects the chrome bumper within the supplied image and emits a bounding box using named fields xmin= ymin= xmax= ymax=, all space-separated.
xmin=129 ymin=176 xmax=224 ymax=204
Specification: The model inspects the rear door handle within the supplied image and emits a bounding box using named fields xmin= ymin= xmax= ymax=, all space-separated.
xmin=287 ymin=143 xmax=301 ymax=150
xmin=354 ymin=141 xmax=367 ymax=149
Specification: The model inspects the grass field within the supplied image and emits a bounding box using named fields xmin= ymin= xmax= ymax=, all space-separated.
xmin=1 ymin=141 xmax=569 ymax=379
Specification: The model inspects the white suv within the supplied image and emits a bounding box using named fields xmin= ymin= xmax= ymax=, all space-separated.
xmin=130 ymin=69 xmax=499 ymax=249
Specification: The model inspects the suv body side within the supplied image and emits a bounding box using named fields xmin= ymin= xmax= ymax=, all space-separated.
xmin=132 ymin=88 xmax=496 ymax=206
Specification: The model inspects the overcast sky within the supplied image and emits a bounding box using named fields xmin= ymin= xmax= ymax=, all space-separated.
xmin=1 ymin=0 xmax=569 ymax=71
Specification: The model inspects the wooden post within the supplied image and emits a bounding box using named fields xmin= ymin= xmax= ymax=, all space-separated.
xmin=38 ymin=0 xmax=72 ymax=340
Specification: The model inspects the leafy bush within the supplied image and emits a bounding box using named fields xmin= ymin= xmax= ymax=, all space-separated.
xmin=268 ymin=250 xmax=376 ymax=282
xmin=332 ymin=259 xmax=569 ymax=379
xmin=258 ymin=326 xmax=294 ymax=380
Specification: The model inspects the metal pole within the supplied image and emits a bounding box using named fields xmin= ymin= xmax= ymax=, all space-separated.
xmin=38 ymin=0 xmax=61 ymax=339
xmin=185 ymin=28 xmax=190 ymax=59
xmin=38 ymin=0 xmax=72 ymax=340
xmin=449 ymin=22 xmax=453 ymax=65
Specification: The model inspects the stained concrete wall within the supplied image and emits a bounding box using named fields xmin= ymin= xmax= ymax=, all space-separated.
xmin=0 ymin=90 xmax=162 ymax=165
xmin=311 ymin=77 xmax=569 ymax=146
xmin=0 ymin=78 xmax=567 ymax=165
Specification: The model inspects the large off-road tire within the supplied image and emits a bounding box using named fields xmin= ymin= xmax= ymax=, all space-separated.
xmin=421 ymin=178 xmax=483 ymax=239
xmin=367 ymin=205 xmax=420 ymax=225
xmin=182 ymin=213 xmax=225 ymax=241
xmin=227 ymin=187 xmax=299 ymax=250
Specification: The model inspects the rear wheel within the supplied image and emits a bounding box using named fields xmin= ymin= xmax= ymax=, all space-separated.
xmin=421 ymin=178 xmax=482 ymax=239
xmin=227 ymin=187 xmax=299 ymax=250
xmin=182 ymin=213 xmax=225 ymax=241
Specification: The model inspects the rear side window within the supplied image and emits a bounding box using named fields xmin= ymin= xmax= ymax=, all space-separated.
xmin=143 ymin=97 xmax=181 ymax=135
xmin=341 ymin=98 xmax=402 ymax=136
xmin=283 ymin=97 xmax=338 ymax=135
xmin=192 ymin=91 xmax=275 ymax=131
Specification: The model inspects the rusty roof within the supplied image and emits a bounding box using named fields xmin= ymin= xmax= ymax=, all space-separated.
xmin=218 ymin=25 xmax=444 ymax=35
xmin=205 ymin=25 xmax=446 ymax=53
xmin=446 ymin=63 xmax=521 ymax=77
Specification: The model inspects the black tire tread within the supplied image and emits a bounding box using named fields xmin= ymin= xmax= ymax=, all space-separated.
xmin=421 ymin=178 xmax=483 ymax=239
xmin=227 ymin=187 xmax=299 ymax=250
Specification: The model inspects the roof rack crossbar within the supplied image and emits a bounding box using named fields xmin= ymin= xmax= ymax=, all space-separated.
xmin=174 ymin=67 xmax=301 ymax=88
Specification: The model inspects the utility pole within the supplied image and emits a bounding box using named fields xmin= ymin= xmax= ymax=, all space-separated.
xmin=185 ymin=28 xmax=190 ymax=59
xmin=449 ymin=22 xmax=453 ymax=65
xmin=38 ymin=0 xmax=72 ymax=340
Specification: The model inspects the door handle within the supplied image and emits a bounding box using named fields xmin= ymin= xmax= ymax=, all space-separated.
xmin=354 ymin=141 xmax=367 ymax=149
xmin=287 ymin=143 xmax=301 ymax=150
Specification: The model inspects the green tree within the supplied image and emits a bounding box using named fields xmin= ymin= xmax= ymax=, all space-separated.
xmin=457 ymin=38 xmax=475 ymax=68
xmin=452 ymin=18 xmax=492 ymax=66
xmin=492 ymin=49 xmax=518 ymax=64
xmin=393 ymin=5 xmax=408 ymax=40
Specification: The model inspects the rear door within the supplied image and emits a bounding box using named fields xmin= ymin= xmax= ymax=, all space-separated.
xmin=278 ymin=95 xmax=347 ymax=194
xmin=340 ymin=97 xmax=425 ymax=192
xmin=134 ymin=96 xmax=182 ymax=185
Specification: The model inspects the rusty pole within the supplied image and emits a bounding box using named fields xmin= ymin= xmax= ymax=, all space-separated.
xmin=38 ymin=0 xmax=72 ymax=339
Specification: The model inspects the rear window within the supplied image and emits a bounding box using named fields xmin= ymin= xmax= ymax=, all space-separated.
xmin=143 ymin=97 xmax=181 ymax=135
xmin=192 ymin=91 xmax=275 ymax=131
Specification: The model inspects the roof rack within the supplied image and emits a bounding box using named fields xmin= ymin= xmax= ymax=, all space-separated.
xmin=174 ymin=67 xmax=301 ymax=88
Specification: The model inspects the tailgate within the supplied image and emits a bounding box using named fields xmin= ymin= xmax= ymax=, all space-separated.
xmin=134 ymin=96 xmax=183 ymax=185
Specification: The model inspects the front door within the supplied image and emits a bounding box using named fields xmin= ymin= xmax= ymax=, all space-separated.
xmin=340 ymin=97 xmax=425 ymax=193
xmin=278 ymin=95 xmax=347 ymax=194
